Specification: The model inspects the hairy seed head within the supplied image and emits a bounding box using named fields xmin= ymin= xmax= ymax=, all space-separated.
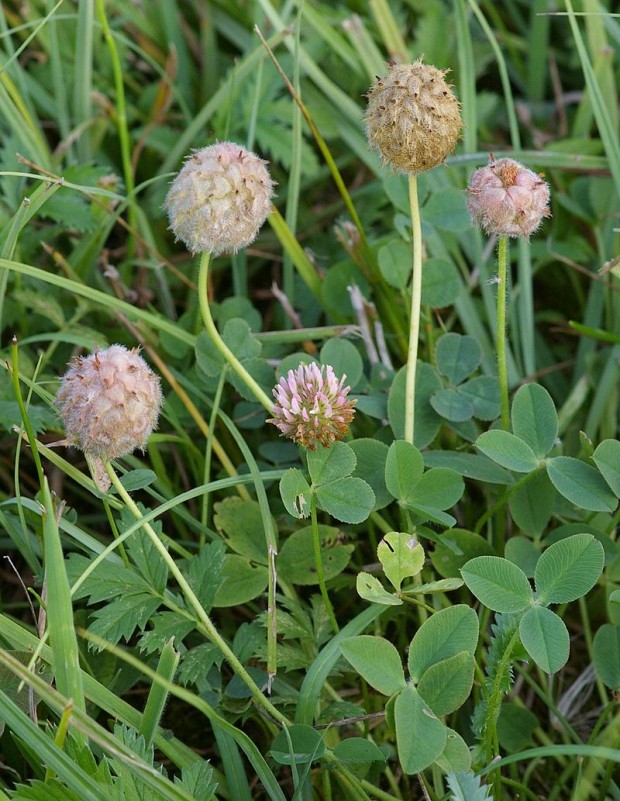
xmin=467 ymin=156 xmax=551 ymax=237
xmin=365 ymin=60 xmax=462 ymax=174
xmin=55 ymin=345 xmax=163 ymax=460
xmin=164 ymin=141 xmax=275 ymax=255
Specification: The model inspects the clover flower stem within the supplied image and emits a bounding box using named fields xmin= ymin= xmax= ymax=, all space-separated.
xmin=404 ymin=174 xmax=423 ymax=445
xmin=104 ymin=461 xmax=289 ymax=727
xmin=198 ymin=251 xmax=273 ymax=412
xmin=118 ymin=324 xmax=250 ymax=501
xmin=201 ymin=366 xmax=228 ymax=540
xmin=310 ymin=492 xmax=339 ymax=635
xmin=101 ymin=494 xmax=131 ymax=567
xmin=496 ymin=236 xmax=510 ymax=430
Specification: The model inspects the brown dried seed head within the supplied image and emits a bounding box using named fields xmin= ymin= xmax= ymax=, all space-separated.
xmin=365 ymin=60 xmax=462 ymax=174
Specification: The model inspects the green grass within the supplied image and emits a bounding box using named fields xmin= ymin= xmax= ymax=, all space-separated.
xmin=0 ymin=2 xmax=619 ymax=800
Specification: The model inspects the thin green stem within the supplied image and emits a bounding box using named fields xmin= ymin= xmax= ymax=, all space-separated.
xmin=484 ymin=624 xmax=522 ymax=767
xmin=104 ymin=461 xmax=288 ymax=727
xmin=200 ymin=366 xmax=228 ymax=542
xmin=467 ymin=0 xmax=521 ymax=150
xmin=369 ymin=0 xmax=409 ymax=62
xmin=474 ymin=467 xmax=542 ymax=535
xmin=360 ymin=779 xmax=403 ymax=801
xmin=399 ymin=594 xmax=435 ymax=615
xmin=46 ymin=702 xmax=73 ymax=782
xmin=11 ymin=337 xmax=44 ymax=489
xmin=282 ymin=6 xmax=302 ymax=310
xmin=102 ymin=498 xmax=130 ymax=567
xmin=95 ymin=0 xmax=137 ymax=257
xmin=198 ymin=251 xmax=273 ymax=411
xmin=578 ymin=595 xmax=608 ymax=708
xmin=311 ymin=493 xmax=339 ymax=634
xmin=404 ymin=173 xmax=423 ymax=444
xmin=497 ymin=236 xmax=510 ymax=430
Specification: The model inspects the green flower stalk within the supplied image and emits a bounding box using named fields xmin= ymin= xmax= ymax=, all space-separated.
xmin=365 ymin=61 xmax=462 ymax=443
xmin=104 ymin=460 xmax=289 ymax=727
xmin=164 ymin=142 xmax=276 ymax=410
xmin=467 ymin=157 xmax=551 ymax=428
xmin=166 ymin=142 xmax=278 ymax=689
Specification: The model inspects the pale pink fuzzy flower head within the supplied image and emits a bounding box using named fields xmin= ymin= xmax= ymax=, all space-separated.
xmin=467 ymin=156 xmax=551 ymax=237
xmin=267 ymin=363 xmax=357 ymax=449
xmin=164 ymin=141 xmax=275 ymax=256
xmin=55 ymin=345 xmax=163 ymax=460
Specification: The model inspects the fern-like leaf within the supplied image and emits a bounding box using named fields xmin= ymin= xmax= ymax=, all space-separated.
xmin=174 ymin=761 xmax=217 ymax=801
xmin=471 ymin=613 xmax=521 ymax=739
xmin=447 ymin=771 xmax=492 ymax=801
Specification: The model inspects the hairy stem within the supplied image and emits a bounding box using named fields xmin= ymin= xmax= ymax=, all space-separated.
xmin=497 ymin=236 xmax=510 ymax=430
xmin=483 ymin=624 xmax=521 ymax=764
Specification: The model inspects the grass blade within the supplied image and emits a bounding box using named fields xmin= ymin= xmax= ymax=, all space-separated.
xmin=466 ymin=0 xmax=521 ymax=149
xmin=73 ymin=0 xmax=94 ymax=162
xmin=81 ymin=631 xmax=288 ymax=801
xmin=213 ymin=725 xmax=253 ymax=801
xmin=139 ymin=639 xmax=180 ymax=749
xmin=0 ymin=612 xmax=202 ymax=770
xmin=0 ymin=685 xmax=103 ymax=801
xmin=0 ymin=257 xmax=195 ymax=345
xmin=295 ymin=605 xmax=386 ymax=725
xmin=526 ymin=0 xmax=551 ymax=102
xmin=565 ymin=0 xmax=620 ymax=197
xmin=41 ymin=477 xmax=87 ymax=725
xmin=455 ymin=0 xmax=477 ymax=153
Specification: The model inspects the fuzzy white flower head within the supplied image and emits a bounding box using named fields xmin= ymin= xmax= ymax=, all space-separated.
xmin=55 ymin=345 xmax=163 ymax=460
xmin=267 ymin=362 xmax=357 ymax=449
xmin=164 ymin=141 xmax=275 ymax=255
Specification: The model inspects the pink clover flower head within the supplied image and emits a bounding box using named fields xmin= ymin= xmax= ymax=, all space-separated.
xmin=467 ymin=156 xmax=551 ymax=237
xmin=267 ymin=362 xmax=356 ymax=449
xmin=164 ymin=141 xmax=275 ymax=256
xmin=55 ymin=344 xmax=163 ymax=460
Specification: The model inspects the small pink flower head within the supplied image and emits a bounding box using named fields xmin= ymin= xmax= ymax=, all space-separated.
xmin=267 ymin=363 xmax=357 ymax=449
xmin=164 ymin=141 xmax=275 ymax=255
xmin=467 ymin=156 xmax=551 ymax=237
xmin=55 ymin=345 xmax=163 ymax=460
